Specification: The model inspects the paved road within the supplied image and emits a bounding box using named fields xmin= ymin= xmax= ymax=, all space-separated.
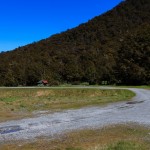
xmin=0 ymin=87 xmax=150 ymax=143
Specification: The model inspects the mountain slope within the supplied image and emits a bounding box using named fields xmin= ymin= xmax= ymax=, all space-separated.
xmin=0 ymin=0 xmax=150 ymax=86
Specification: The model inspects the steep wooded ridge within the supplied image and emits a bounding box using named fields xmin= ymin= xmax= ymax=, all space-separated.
xmin=0 ymin=0 xmax=150 ymax=86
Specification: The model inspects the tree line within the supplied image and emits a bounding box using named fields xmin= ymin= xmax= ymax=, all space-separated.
xmin=0 ymin=0 xmax=149 ymax=86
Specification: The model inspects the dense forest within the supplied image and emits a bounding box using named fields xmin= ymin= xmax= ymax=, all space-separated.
xmin=0 ymin=0 xmax=149 ymax=86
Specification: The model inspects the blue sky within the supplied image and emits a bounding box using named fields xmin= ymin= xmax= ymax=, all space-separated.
xmin=0 ymin=0 xmax=122 ymax=52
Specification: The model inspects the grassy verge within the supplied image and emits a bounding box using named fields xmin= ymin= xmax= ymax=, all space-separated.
xmin=115 ymin=85 xmax=150 ymax=89
xmin=57 ymin=84 xmax=150 ymax=89
xmin=1 ymin=124 xmax=150 ymax=150
xmin=0 ymin=88 xmax=135 ymax=122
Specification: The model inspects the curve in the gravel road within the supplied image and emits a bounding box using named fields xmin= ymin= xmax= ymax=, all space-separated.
xmin=0 ymin=87 xmax=150 ymax=143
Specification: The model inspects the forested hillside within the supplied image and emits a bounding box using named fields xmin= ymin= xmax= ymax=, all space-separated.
xmin=0 ymin=0 xmax=149 ymax=86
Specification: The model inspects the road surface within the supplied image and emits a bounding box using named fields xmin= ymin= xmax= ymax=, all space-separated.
xmin=0 ymin=87 xmax=150 ymax=143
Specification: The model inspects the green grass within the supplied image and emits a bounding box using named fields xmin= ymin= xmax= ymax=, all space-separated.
xmin=0 ymin=97 xmax=17 ymax=102
xmin=106 ymin=141 xmax=144 ymax=150
xmin=0 ymin=88 xmax=135 ymax=121
xmin=0 ymin=88 xmax=135 ymax=110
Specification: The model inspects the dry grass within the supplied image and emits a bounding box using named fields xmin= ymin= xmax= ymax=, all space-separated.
xmin=0 ymin=88 xmax=135 ymax=122
xmin=1 ymin=124 xmax=150 ymax=150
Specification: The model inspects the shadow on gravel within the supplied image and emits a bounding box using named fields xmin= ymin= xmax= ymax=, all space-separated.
xmin=126 ymin=100 xmax=144 ymax=104
xmin=0 ymin=125 xmax=23 ymax=134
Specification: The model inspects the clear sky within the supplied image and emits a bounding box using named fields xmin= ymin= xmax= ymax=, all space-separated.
xmin=0 ymin=0 xmax=122 ymax=52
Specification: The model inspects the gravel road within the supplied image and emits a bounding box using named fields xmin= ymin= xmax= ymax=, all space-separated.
xmin=0 ymin=87 xmax=150 ymax=143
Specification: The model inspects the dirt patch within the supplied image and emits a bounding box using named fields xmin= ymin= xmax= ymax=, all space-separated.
xmin=36 ymin=90 xmax=53 ymax=97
